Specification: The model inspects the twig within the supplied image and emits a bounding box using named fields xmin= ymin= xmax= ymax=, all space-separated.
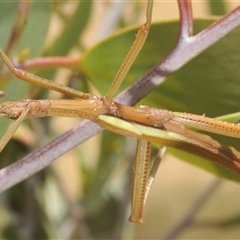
xmin=163 ymin=178 xmax=222 ymax=239
xmin=1 ymin=1 xmax=240 ymax=192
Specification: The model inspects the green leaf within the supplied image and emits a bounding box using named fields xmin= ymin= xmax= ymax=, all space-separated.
xmin=0 ymin=2 xmax=51 ymax=136
xmin=0 ymin=2 xmax=51 ymax=98
xmin=45 ymin=0 xmax=93 ymax=56
xmin=207 ymin=0 xmax=227 ymax=16
xmin=79 ymin=19 xmax=240 ymax=182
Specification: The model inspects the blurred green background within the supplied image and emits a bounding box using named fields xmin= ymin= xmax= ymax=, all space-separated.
xmin=0 ymin=1 xmax=240 ymax=239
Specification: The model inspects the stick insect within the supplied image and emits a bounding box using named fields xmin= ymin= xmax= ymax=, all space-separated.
xmin=1 ymin=0 xmax=240 ymax=224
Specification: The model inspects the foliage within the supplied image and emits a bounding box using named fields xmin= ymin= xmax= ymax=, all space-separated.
xmin=0 ymin=1 xmax=240 ymax=239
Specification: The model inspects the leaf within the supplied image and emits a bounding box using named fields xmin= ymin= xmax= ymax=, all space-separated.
xmin=44 ymin=0 xmax=93 ymax=56
xmin=0 ymin=2 xmax=51 ymax=97
xmin=207 ymin=0 xmax=227 ymax=15
xmin=79 ymin=19 xmax=240 ymax=182
xmin=0 ymin=2 xmax=51 ymax=136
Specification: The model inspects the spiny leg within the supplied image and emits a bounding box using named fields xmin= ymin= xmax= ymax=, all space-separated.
xmin=144 ymin=145 xmax=167 ymax=205
xmin=127 ymin=107 xmax=240 ymax=219
xmin=0 ymin=49 xmax=90 ymax=99
xmin=0 ymin=107 xmax=30 ymax=153
xmin=0 ymin=0 xmax=156 ymax=224
xmin=0 ymin=1 xmax=154 ymax=100
xmin=104 ymin=0 xmax=155 ymax=223
xmin=171 ymin=111 xmax=240 ymax=138
xmin=106 ymin=0 xmax=153 ymax=99
xmin=129 ymin=139 xmax=151 ymax=224
xmin=0 ymin=0 xmax=153 ymax=157
xmin=129 ymin=143 xmax=167 ymax=224
xmin=105 ymin=0 xmax=155 ymax=223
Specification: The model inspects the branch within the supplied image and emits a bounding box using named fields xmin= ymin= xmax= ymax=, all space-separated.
xmin=1 ymin=1 xmax=240 ymax=192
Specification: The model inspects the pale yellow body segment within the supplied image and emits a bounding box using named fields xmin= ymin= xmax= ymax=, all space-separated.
xmin=172 ymin=112 xmax=240 ymax=138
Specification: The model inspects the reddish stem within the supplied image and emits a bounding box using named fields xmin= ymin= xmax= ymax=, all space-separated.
xmin=177 ymin=0 xmax=193 ymax=39
xmin=17 ymin=56 xmax=80 ymax=70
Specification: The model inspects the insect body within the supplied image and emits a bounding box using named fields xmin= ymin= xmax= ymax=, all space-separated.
xmin=0 ymin=0 xmax=240 ymax=225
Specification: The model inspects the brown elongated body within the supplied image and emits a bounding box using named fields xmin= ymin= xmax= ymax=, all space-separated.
xmin=1 ymin=98 xmax=240 ymax=175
